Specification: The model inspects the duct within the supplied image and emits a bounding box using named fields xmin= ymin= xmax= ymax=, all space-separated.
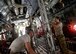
xmin=5 ymin=0 xmax=13 ymax=8
xmin=1 ymin=7 xmax=9 ymax=16
xmin=0 ymin=0 xmax=11 ymax=24
xmin=9 ymin=0 xmax=18 ymax=15
xmin=48 ymin=0 xmax=59 ymax=8
xmin=11 ymin=0 xmax=16 ymax=6
xmin=0 ymin=1 xmax=7 ymax=12
xmin=0 ymin=0 xmax=10 ymax=17
xmin=10 ymin=0 xmax=24 ymax=15
xmin=22 ymin=0 xmax=38 ymax=18
xmin=0 ymin=1 xmax=4 ymax=10
xmin=0 ymin=14 xmax=8 ymax=24
xmin=14 ymin=7 xmax=19 ymax=15
xmin=20 ymin=7 xmax=23 ymax=15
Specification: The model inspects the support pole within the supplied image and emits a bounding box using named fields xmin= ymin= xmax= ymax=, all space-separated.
xmin=38 ymin=0 xmax=56 ymax=54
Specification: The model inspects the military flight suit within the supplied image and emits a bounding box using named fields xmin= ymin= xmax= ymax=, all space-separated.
xmin=53 ymin=22 xmax=69 ymax=54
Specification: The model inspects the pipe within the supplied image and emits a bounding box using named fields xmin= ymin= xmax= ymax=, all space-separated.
xmin=6 ymin=0 xmax=13 ymax=8
xmin=49 ymin=0 xmax=59 ymax=8
xmin=0 ymin=0 xmax=9 ymax=17
xmin=14 ymin=7 xmax=19 ymax=15
xmin=38 ymin=0 xmax=56 ymax=54
xmin=20 ymin=7 xmax=23 ymax=15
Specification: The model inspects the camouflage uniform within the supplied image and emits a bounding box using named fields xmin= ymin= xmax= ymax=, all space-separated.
xmin=53 ymin=22 xmax=69 ymax=54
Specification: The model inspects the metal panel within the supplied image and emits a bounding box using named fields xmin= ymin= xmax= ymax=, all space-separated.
xmin=22 ymin=0 xmax=38 ymax=18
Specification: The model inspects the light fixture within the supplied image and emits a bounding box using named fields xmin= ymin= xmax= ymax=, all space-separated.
xmin=73 ymin=25 xmax=76 ymax=31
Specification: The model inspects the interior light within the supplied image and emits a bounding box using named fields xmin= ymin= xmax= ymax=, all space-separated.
xmin=73 ymin=25 xmax=76 ymax=31
xmin=69 ymin=24 xmax=76 ymax=32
